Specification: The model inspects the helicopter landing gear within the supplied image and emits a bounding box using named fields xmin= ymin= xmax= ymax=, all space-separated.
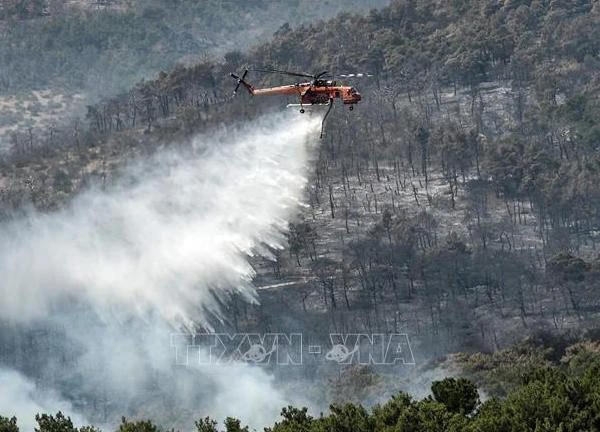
xmin=300 ymin=108 xmax=305 ymax=114
xmin=349 ymin=105 xmax=354 ymax=111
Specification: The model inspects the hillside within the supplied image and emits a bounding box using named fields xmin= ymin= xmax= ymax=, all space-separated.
xmin=4 ymin=0 xmax=600 ymax=335
xmin=1 ymin=0 xmax=600 ymax=428
xmin=0 ymin=0 xmax=390 ymax=94
xmin=0 ymin=0 xmax=388 ymax=148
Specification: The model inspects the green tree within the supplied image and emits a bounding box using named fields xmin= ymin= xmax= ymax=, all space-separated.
xmin=78 ymin=427 xmax=101 ymax=432
xmin=266 ymin=407 xmax=313 ymax=432
xmin=116 ymin=417 xmax=159 ymax=432
xmin=34 ymin=412 xmax=77 ymax=432
xmin=468 ymin=397 xmax=512 ymax=432
xmin=320 ymin=403 xmax=373 ymax=432
xmin=194 ymin=417 xmax=218 ymax=432
xmin=0 ymin=416 xmax=19 ymax=432
xmin=372 ymin=392 xmax=414 ymax=430
xmin=223 ymin=418 xmax=248 ymax=432
xmin=431 ymin=377 xmax=479 ymax=415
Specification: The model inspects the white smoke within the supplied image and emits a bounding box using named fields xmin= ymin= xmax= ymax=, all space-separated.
xmin=0 ymin=368 xmax=89 ymax=432
xmin=0 ymin=112 xmax=322 ymax=430
xmin=0 ymin=113 xmax=321 ymax=325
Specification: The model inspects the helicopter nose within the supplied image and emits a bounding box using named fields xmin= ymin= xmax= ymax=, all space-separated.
xmin=354 ymin=93 xmax=362 ymax=102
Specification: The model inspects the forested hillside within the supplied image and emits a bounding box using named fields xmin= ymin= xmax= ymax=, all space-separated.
xmin=2 ymin=0 xmax=600 ymax=428
xmin=0 ymin=0 xmax=388 ymax=94
xmin=5 ymin=0 xmax=600 ymax=349
xmin=0 ymin=0 xmax=387 ymax=148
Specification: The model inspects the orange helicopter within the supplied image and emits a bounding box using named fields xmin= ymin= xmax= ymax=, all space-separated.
xmin=230 ymin=67 xmax=363 ymax=137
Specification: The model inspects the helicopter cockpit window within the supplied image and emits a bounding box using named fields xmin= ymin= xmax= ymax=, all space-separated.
xmin=350 ymin=87 xmax=358 ymax=95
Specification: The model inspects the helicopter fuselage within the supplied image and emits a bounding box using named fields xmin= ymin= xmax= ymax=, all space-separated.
xmin=252 ymin=82 xmax=362 ymax=105
xmin=229 ymin=69 xmax=363 ymax=138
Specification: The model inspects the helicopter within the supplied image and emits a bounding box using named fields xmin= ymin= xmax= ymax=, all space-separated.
xmin=229 ymin=67 xmax=364 ymax=137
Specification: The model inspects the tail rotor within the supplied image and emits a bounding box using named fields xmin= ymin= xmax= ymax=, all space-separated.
xmin=230 ymin=69 xmax=251 ymax=95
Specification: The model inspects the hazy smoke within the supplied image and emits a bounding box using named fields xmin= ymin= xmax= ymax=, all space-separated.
xmin=0 ymin=112 xmax=322 ymax=430
xmin=0 ymin=368 xmax=90 ymax=431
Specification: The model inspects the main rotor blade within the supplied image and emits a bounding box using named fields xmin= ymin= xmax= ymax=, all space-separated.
xmin=250 ymin=67 xmax=315 ymax=79
xmin=314 ymin=70 xmax=329 ymax=79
